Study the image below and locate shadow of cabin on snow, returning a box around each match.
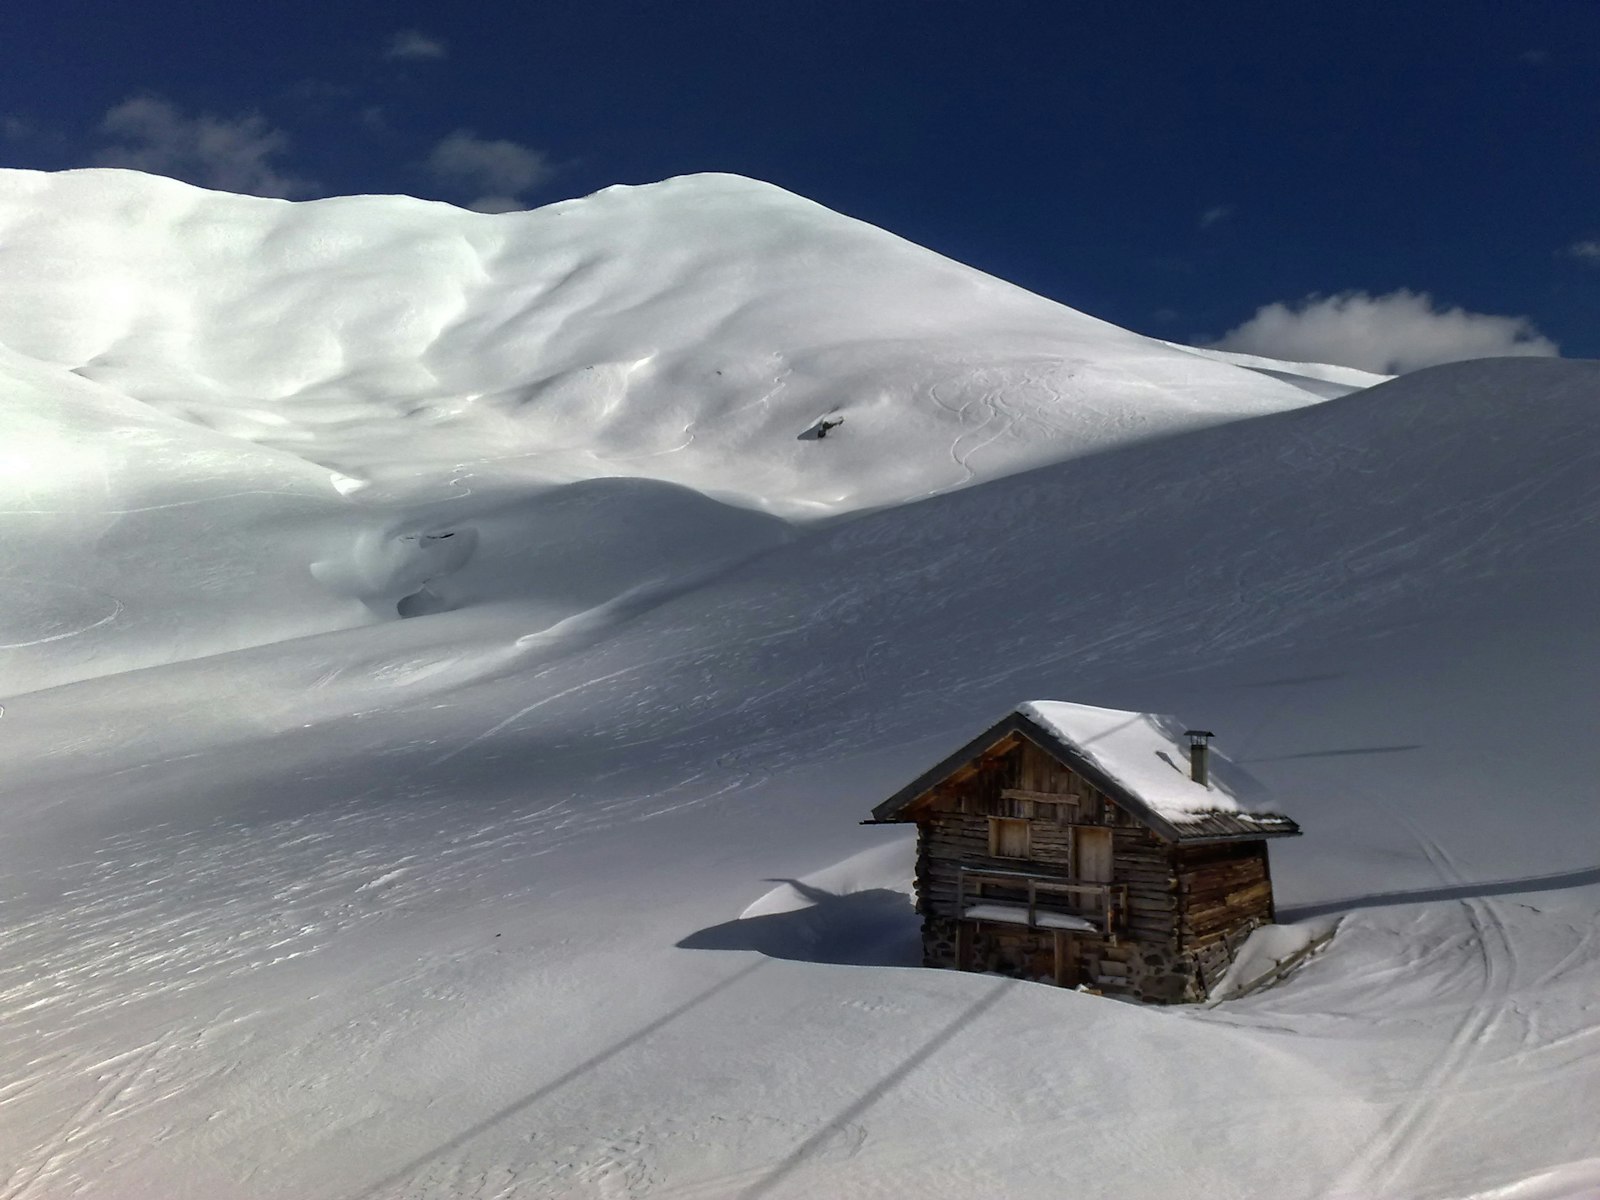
[863,701,1301,1004]
[677,880,921,967]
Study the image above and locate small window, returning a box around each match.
[989,817,1031,859]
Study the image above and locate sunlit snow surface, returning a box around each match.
[1,168,1598,1200]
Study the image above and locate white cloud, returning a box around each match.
[427,130,552,211]
[94,97,309,198]
[1199,204,1233,230]
[1207,289,1558,374]
[386,30,447,61]
[1566,239,1600,265]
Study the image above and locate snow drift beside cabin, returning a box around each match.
[1019,700,1279,823]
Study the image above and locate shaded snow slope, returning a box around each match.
[1,344,1596,1198]
[0,337,793,693]
[0,343,368,689]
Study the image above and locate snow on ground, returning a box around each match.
[1,168,1598,1200]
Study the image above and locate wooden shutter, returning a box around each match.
[989,817,1031,859]
[1075,827,1113,882]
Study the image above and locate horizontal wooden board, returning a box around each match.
[1000,788,1083,804]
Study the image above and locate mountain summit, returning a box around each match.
[0,167,1366,515]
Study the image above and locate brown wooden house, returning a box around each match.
[865,701,1301,1004]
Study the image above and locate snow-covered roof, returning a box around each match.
[1018,701,1242,823]
[870,701,1298,841]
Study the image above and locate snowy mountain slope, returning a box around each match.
[0,168,1343,521]
[0,333,793,693]
[2,169,1597,1199]
[1167,340,1393,398]
[2,350,1596,1199]
[0,166,1366,692]
[0,344,375,688]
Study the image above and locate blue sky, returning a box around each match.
[4,1,1597,367]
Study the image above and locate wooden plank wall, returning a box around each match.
[1014,742,1103,823]
[1115,827,1179,944]
[932,739,1122,824]
[1176,843,1273,948]
[910,736,1280,1000]
[916,812,1074,916]
[914,738,1182,945]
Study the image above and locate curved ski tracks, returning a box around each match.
[1326,825,1519,1199]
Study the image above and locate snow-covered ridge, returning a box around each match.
[0,166,1362,693]
[0,166,1335,520]
[1167,340,1393,398]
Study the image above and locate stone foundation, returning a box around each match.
[922,914,1261,1005]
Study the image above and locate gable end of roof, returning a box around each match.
[869,710,1301,842]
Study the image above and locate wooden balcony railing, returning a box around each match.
[956,866,1127,938]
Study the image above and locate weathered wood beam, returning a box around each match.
[999,788,1084,804]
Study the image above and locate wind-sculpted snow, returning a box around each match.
[1169,340,1392,398]
[0,168,1597,1199]
[0,166,1342,692]
[0,167,1325,518]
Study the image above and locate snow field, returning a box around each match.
[0,168,1597,1198]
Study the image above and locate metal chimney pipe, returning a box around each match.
[1184,730,1215,787]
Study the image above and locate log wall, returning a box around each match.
[909,732,1280,1004]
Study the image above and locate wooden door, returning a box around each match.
[1076,827,1113,883]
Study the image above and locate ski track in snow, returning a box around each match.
[0,765,773,1196]
[0,782,703,1062]
[927,368,1019,491]
[0,1026,207,1200]
[1327,824,1521,1199]
[0,583,125,650]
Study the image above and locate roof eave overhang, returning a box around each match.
[1167,826,1304,845]
[867,712,1037,824]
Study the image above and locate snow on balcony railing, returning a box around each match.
[956,867,1127,937]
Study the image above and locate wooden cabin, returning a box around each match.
[865,701,1301,1004]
